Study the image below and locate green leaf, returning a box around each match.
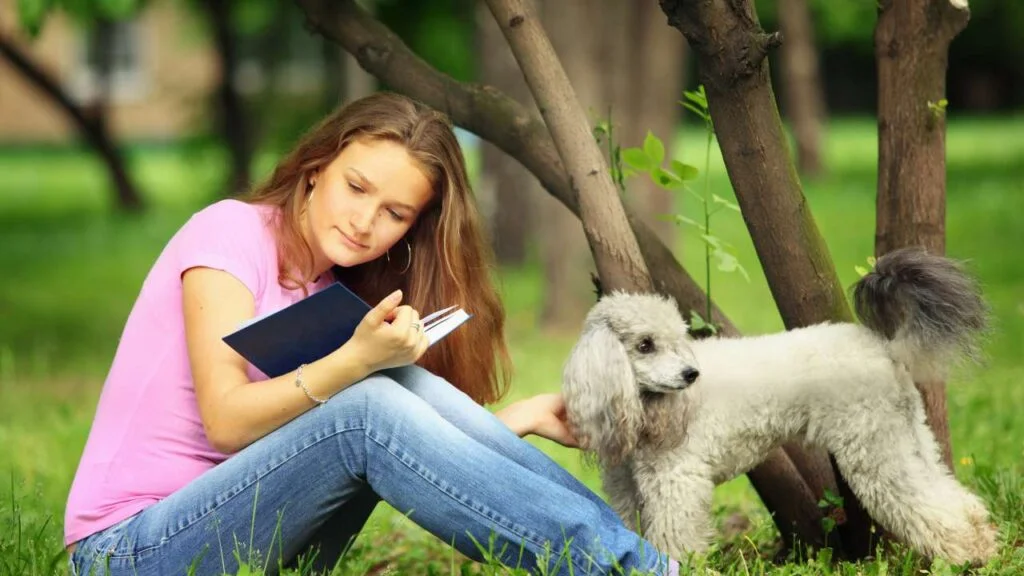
[672,214,701,229]
[711,194,741,212]
[234,0,279,35]
[826,489,845,507]
[643,131,665,166]
[690,311,708,330]
[821,517,837,534]
[712,247,751,282]
[16,0,53,36]
[653,168,687,191]
[734,262,751,282]
[621,147,653,173]
[97,0,140,19]
[855,256,877,277]
[670,160,699,181]
[713,248,738,272]
[700,234,724,250]
[680,101,708,122]
[683,86,708,110]
[57,0,95,22]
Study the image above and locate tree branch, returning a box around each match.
[483,0,651,294]
[0,32,92,133]
[0,29,143,211]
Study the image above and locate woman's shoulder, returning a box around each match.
[165,199,280,301]
[188,198,275,231]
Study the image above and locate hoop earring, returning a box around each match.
[387,239,413,274]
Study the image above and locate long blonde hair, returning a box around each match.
[242,92,511,405]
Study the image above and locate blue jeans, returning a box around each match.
[69,366,673,575]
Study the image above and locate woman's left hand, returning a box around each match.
[495,393,579,448]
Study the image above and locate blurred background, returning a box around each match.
[1,0,1022,572]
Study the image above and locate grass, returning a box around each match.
[1,115,1022,574]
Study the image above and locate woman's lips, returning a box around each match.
[339,230,368,250]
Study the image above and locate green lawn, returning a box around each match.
[1,116,1022,575]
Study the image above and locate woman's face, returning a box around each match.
[304,138,435,273]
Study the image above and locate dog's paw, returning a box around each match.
[961,503,1000,565]
[933,521,999,567]
[967,521,1000,565]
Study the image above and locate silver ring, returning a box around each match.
[411,322,421,331]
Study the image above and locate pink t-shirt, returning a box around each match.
[64,199,331,546]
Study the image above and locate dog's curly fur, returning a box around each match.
[562,247,998,565]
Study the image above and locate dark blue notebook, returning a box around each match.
[223,282,372,378]
[223,281,472,378]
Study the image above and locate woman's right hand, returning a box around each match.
[346,289,429,375]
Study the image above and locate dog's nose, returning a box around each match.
[682,367,700,385]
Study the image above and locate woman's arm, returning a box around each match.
[183,267,426,454]
[495,393,579,447]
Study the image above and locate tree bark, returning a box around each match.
[0,30,143,211]
[875,0,969,471]
[659,0,876,558]
[483,0,652,295]
[778,0,826,178]
[296,0,821,553]
[204,0,252,195]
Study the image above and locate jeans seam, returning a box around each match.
[365,431,596,575]
[124,423,365,558]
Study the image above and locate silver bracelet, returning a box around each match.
[295,363,328,406]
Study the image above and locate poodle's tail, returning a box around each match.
[852,246,988,381]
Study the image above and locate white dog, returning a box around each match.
[561,247,998,565]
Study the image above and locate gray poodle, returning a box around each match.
[562,247,998,565]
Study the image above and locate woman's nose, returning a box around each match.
[349,206,374,234]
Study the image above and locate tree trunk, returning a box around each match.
[296,0,821,552]
[875,0,969,471]
[205,0,252,195]
[476,1,538,268]
[659,0,876,559]
[778,0,826,178]
[0,30,143,211]
[483,0,652,295]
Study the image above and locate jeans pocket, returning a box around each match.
[70,514,142,574]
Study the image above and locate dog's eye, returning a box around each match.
[636,337,655,354]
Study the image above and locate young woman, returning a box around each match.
[64,92,679,576]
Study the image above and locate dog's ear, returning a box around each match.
[562,322,643,466]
